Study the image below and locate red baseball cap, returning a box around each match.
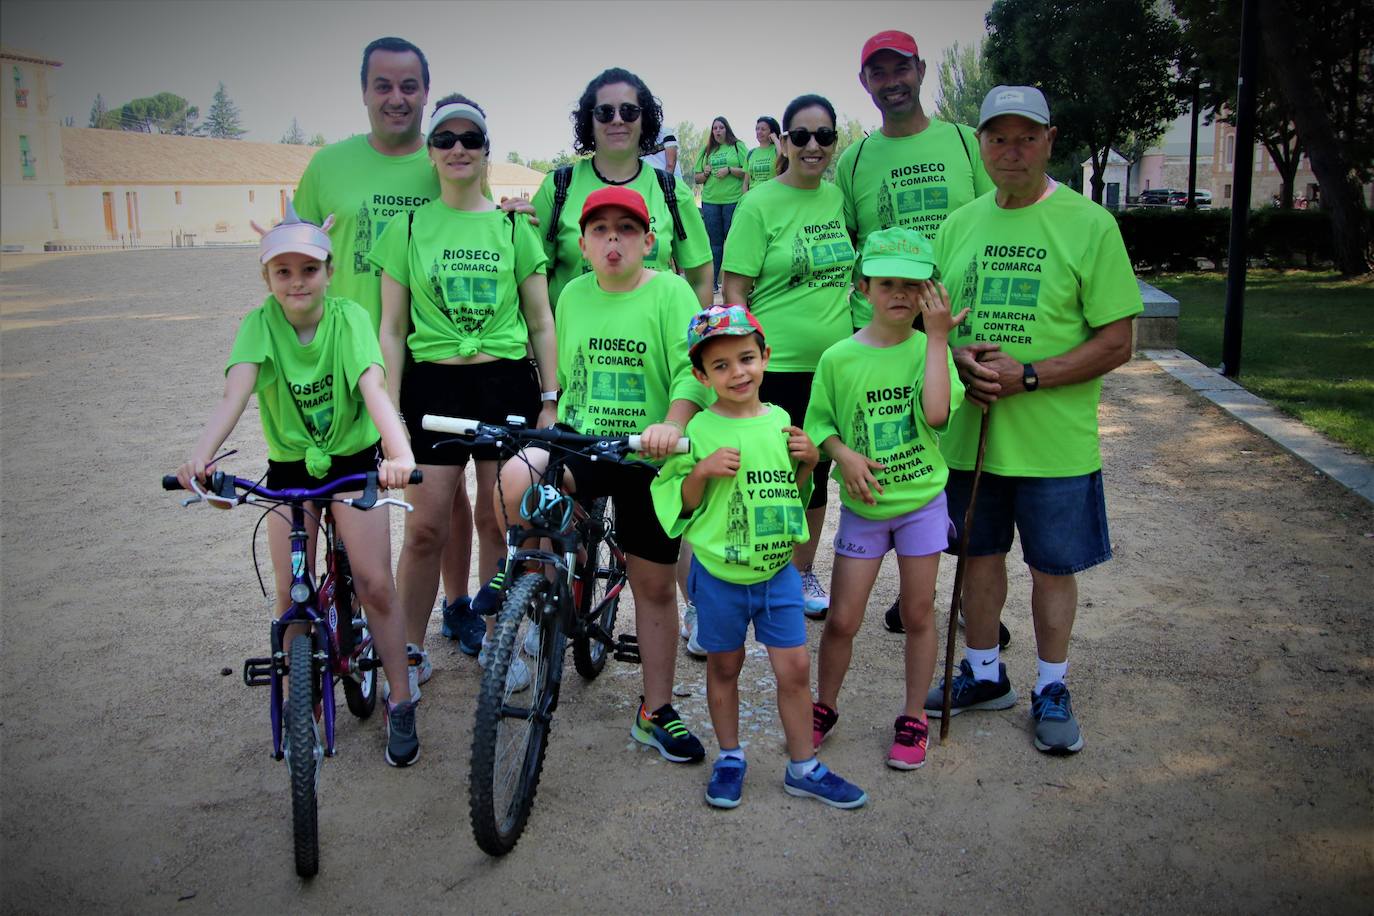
[579,186,651,231]
[861,30,919,67]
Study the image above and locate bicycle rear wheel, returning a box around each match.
[469,572,564,856]
[332,546,378,719]
[286,634,321,877]
[573,497,624,680]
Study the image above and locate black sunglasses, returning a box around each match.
[430,130,486,151]
[592,103,642,124]
[785,126,838,148]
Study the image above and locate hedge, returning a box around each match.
[1113,208,1373,272]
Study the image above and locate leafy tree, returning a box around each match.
[826,115,869,182]
[506,150,524,164]
[308,133,327,147]
[550,149,576,169]
[985,0,1186,204]
[88,93,118,129]
[204,82,247,140]
[673,120,706,179]
[525,158,553,173]
[281,117,306,145]
[118,92,201,135]
[935,39,997,128]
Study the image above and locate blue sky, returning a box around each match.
[3,0,994,158]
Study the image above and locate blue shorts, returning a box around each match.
[687,557,807,652]
[944,470,1112,575]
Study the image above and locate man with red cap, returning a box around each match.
[837,29,998,637]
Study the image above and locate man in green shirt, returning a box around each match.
[923,87,1141,756]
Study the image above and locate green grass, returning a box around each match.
[1150,270,1374,459]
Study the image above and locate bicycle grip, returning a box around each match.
[627,435,690,454]
[408,469,424,485]
[422,414,479,435]
[162,474,184,491]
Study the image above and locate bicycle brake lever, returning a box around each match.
[370,496,415,512]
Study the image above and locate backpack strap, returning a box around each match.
[545,165,574,245]
[954,123,975,169]
[849,132,872,187]
[653,167,688,241]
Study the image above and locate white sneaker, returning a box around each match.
[686,620,707,658]
[382,642,425,704]
[479,635,531,693]
[800,567,830,620]
[679,603,696,640]
[523,622,541,657]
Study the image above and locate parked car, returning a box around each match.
[1136,188,1175,207]
[1167,189,1212,208]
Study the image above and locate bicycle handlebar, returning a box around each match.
[421,414,689,455]
[162,469,422,510]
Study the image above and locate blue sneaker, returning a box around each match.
[441,596,484,657]
[705,757,746,808]
[924,659,1018,717]
[631,697,705,763]
[471,567,507,616]
[783,762,867,809]
[1031,682,1084,755]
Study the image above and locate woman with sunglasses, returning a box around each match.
[693,117,750,292]
[372,94,558,693]
[721,94,856,621]
[530,68,713,310]
[741,116,782,196]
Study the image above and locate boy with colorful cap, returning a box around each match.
[496,186,711,766]
[804,226,966,770]
[650,305,867,810]
[176,203,422,767]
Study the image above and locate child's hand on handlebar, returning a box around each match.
[175,457,213,492]
[638,422,684,459]
[378,452,417,490]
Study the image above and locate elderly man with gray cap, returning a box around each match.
[922,86,1141,755]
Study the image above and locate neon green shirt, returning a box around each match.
[934,185,1143,477]
[651,405,814,584]
[292,135,438,333]
[805,335,964,520]
[720,179,855,372]
[835,121,993,328]
[745,145,777,190]
[556,271,707,443]
[368,203,546,363]
[695,141,748,204]
[227,296,382,474]
[530,160,711,308]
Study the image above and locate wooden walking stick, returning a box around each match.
[940,406,991,743]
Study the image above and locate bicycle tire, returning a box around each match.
[469,572,564,856]
[286,634,321,878]
[572,497,623,680]
[332,548,377,719]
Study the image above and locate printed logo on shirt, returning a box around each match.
[981,277,1009,305]
[857,385,936,487]
[563,344,650,437]
[289,374,335,440]
[785,219,855,290]
[968,244,1050,348]
[350,194,433,276]
[754,505,804,537]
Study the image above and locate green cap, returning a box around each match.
[860,227,937,281]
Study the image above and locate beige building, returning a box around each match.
[0,46,551,251]
[1212,119,1374,209]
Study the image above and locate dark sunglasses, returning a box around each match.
[429,130,486,151]
[592,103,642,124]
[785,126,838,148]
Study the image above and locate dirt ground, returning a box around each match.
[2,249,1371,914]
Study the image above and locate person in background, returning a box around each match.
[741,116,781,195]
[694,116,749,293]
[643,124,682,178]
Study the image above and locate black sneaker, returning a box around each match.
[384,699,420,767]
[631,697,705,763]
[924,659,1017,718]
[885,599,1010,649]
[471,566,507,616]
[1031,682,1084,754]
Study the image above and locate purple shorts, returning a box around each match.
[833,492,955,559]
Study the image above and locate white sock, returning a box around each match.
[718,746,745,762]
[787,756,819,778]
[966,646,1000,682]
[1035,659,1068,694]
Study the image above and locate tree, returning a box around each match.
[118,92,201,134]
[985,0,1187,204]
[88,93,117,129]
[308,133,327,147]
[935,39,997,128]
[281,117,306,145]
[827,115,869,181]
[506,150,524,164]
[673,120,706,179]
[204,82,247,140]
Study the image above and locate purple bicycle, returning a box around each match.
[162,468,419,877]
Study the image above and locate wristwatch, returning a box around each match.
[1022,363,1039,392]
[540,390,561,402]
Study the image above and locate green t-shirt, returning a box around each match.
[293,135,439,332]
[720,179,855,372]
[934,184,1143,477]
[227,296,383,474]
[805,335,964,520]
[745,145,777,190]
[695,141,749,204]
[555,270,708,443]
[530,160,712,308]
[368,202,546,363]
[835,120,993,328]
[651,405,814,584]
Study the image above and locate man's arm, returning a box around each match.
[954,317,1133,405]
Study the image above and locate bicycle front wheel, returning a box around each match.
[573,497,624,680]
[286,634,321,877]
[469,572,564,856]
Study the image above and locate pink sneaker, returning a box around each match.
[888,715,928,769]
[812,701,838,749]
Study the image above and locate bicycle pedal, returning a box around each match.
[243,657,274,686]
[612,634,641,664]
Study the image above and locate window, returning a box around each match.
[102,192,116,239]
[175,190,182,205]
[18,135,35,179]
[13,65,27,109]
[248,189,255,203]
[279,189,287,218]
[1225,134,1235,168]
[1224,183,1232,199]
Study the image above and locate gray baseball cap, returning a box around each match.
[977,85,1051,130]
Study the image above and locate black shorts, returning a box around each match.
[759,370,831,510]
[402,358,540,465]
[563,452,680,565]
[266,441,381,491]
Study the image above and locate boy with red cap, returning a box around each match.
[496,187,711,766]
[650,304,867,810]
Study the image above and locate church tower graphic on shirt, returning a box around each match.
[956,258,978,338]
[851,403,871,456]
[428,262,446,314]
[353,203,372,275]
[788,235,807,288]
[564,345,589,429]
[876,181,895,229]
[723,481,749,565]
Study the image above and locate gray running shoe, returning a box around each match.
[925,659,1017,717]
[1031,682,1084,754]
[385,699,419,768]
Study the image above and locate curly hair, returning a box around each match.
[570,67,664,157]
[430,92,490,153]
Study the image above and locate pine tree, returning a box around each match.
[281,117,306,145]
[204,82,247,139]
[88,93,114,129]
